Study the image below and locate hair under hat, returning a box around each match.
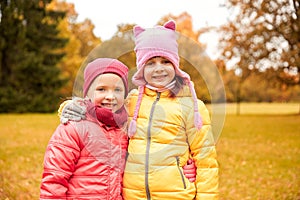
[83,58,129,97]
[128,20,202,138]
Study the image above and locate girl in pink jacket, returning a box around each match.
[40,58,129,200]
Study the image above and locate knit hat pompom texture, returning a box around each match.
[83,58,129,97]
[132,20,191,86]
[128,21,202,138]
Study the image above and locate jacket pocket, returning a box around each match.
[176,156,186,189]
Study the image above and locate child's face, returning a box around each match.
[143,56,175,88]
[87,73,125,112]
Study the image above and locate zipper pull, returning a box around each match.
[156,92,161,101]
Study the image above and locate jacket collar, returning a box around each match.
[143,84,192,97]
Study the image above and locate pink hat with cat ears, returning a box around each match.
[132,20,191,86]
[128,20,202,138]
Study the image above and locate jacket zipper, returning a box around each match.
[176,156,187,189]
[145,92,161,200]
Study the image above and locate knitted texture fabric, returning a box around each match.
[128,21,203,138]
[83,58,129,97]
[132,20,191,86]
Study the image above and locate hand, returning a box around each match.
[60,97,87,124]
[182,159,196,182]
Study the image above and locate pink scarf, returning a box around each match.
[86,101,127,128]
[95,106,127,128]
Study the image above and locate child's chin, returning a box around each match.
[103,106,113,110]
[104,106,117,112]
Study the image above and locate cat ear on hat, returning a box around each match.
[133,26,145,37]
[164,20,176,30]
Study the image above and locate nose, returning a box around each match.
[105,90,116,100]
[154,63,164,72]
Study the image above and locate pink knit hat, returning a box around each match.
[83,58,129,97]
[128,20,202,138]
[132,20,191,86]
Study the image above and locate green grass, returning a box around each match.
[224,102,300,115]
[0,103,299,199]
[217,114,300,199]
[0,114,59,200]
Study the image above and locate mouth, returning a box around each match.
[101,103,117,109]
[152,74,168,80]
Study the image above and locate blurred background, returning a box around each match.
[0,0,299,112]
[0,0,299,199]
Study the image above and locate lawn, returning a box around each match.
[0,114,59,199]
[217,114,300,199]
[0,103,299,199]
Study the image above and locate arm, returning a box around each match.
[40,124,82,199]
[58,97,87,124]
[186,100,219,200]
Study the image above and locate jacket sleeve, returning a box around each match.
[57,99,72,118]
[40,123,82,200]
[186,100,219,200]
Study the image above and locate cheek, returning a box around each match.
[170,71,176,79]
[143,69,152,82]
[168,68,176,79]
[92,92,104,104]
[117,94,125,104]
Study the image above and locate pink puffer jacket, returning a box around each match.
[40,114,128,200]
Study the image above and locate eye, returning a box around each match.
[96,87,105,92]
[115,87,123,93]
[162,59,172,64]
[145,61,154,66]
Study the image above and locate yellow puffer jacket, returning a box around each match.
[123,86,219,200]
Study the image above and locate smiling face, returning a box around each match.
[87,73,125,112]
[143,56,175,88]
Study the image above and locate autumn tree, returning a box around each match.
[0,0,67,112]
[217,0,299,113]
[48,0,101,97]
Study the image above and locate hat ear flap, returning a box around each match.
[164,20,176,30]
[133,26,145,37]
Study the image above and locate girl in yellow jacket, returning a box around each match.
[122,20,219,200]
